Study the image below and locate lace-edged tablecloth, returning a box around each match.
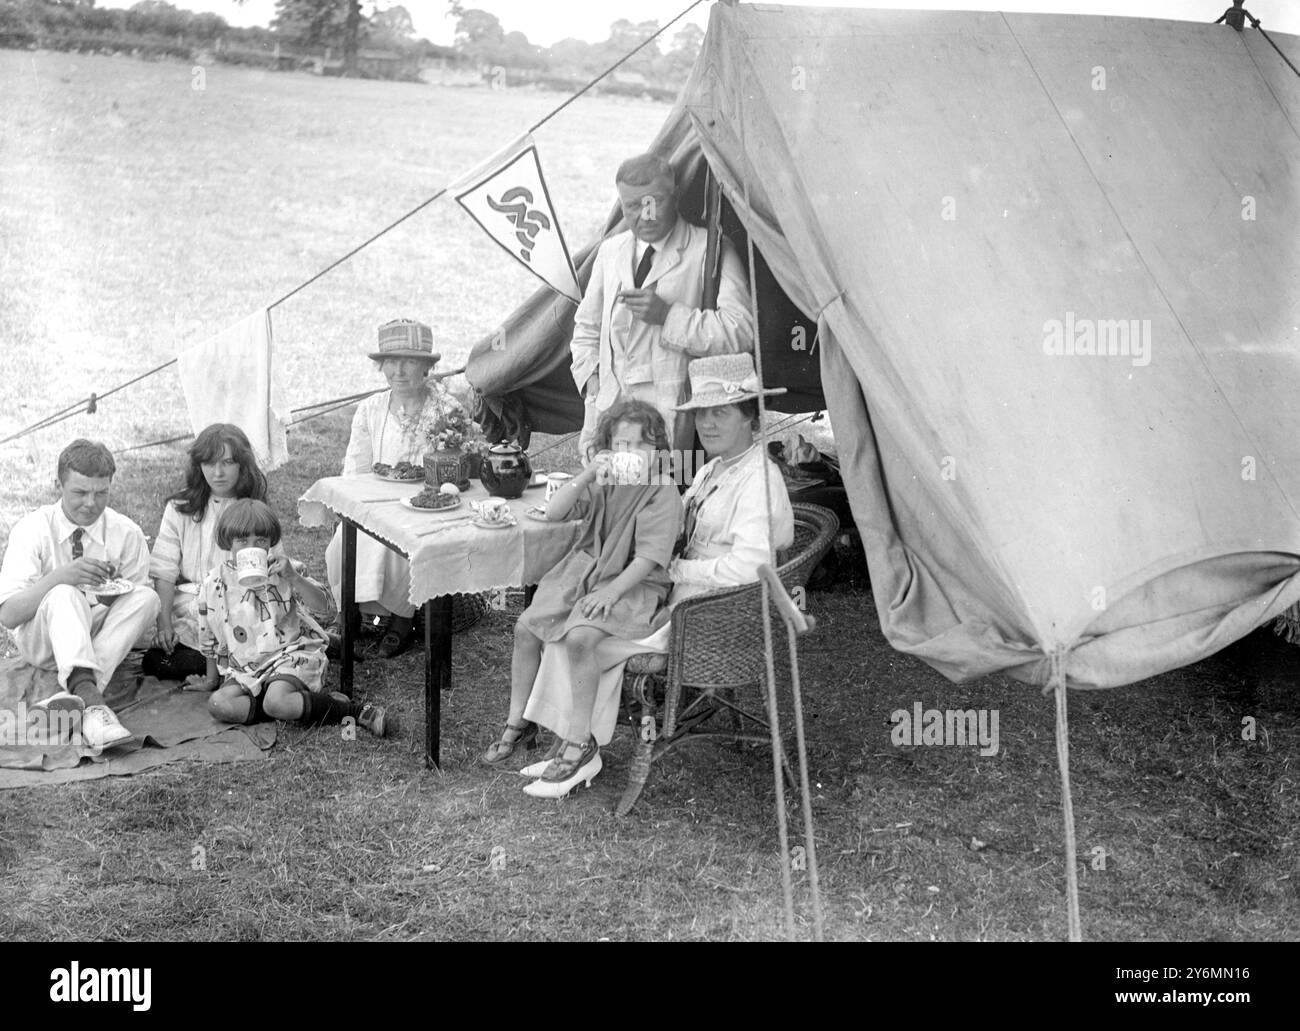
[298,476,581,606]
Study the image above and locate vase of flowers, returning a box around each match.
[423,404,478,491]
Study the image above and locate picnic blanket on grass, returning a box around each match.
[0,655,274,787]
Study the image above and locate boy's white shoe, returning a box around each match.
[28,691,85,746]
[81,706,134,750]
[31,690,86,716]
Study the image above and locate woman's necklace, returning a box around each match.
[379,389,430,463]
[679,446,755,553]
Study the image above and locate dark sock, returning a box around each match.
[67,668,103,707]
[298,692,360,726]
[242,691,265,726]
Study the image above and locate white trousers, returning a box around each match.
[13,583,160,691]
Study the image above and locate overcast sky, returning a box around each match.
[117,0,1300,46]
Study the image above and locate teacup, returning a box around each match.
[472,497,511,524]
[235,547,269,588]
[609,450,646,485]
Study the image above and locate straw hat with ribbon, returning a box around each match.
[369,318,441,364]
[674,353,786,410]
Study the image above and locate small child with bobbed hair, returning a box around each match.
[190,498,393,737]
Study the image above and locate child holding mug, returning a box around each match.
[482,400,682,798]
[189,499,392,736]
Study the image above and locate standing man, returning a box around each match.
[0,439,159,749]
[571,153,755,465]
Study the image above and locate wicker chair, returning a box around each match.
[615,503,840,816]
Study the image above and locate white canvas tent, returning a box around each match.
[467,3,1300,690]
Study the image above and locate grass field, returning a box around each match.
[0,51,1297,942]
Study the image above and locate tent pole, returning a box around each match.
[735,51,826,942]
[701,164,723,311]
[1050,651,1084,942]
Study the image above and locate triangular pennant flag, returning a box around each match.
[453,133,581,303]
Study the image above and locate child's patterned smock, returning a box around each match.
[196,562,329,696]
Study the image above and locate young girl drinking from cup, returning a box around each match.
[482,400,682,798]
[145,424,280,680]
[189,499,392,737]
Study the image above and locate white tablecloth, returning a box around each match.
[298,476,582,607]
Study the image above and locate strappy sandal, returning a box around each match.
[481,720,539,765]
[519,736,564,778]
[522,737,602,798]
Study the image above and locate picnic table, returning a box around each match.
[298,476,581,768]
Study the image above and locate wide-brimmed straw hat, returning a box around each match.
[368,319,441,364]
[674,354,787,410]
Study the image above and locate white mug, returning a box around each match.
[235,547,269,588]
[610,450,646,485]
[545,472,573,501]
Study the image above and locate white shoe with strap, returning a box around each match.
[522,738,601,798]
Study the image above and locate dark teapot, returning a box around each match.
[479,442,532,499]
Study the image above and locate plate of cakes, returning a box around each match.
[372,461,425,482]
[401,483,463,513]
[91,577,135,598]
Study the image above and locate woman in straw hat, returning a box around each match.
[495,353,796,799]
[324,319,466,658]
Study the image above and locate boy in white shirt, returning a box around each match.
[0,439,159,749]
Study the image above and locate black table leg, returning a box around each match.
[423,596,452,769]
[340,518,357,697]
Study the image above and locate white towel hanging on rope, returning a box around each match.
[176,308,288,471]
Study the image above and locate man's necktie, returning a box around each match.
[71,527,84,560]
[633,245,655,289]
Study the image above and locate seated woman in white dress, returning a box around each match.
[486,354,796,799]
[143,423,282,680]
[325,319,467,658]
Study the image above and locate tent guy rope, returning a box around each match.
[111,368,465,456]
[735,30,826,942]
[1217,3,1300,79]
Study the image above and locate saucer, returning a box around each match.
[472,516,517,530]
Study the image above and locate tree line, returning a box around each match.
[0,0,704,92]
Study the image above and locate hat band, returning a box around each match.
[378,340,431,352]
[693,373,762,397]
